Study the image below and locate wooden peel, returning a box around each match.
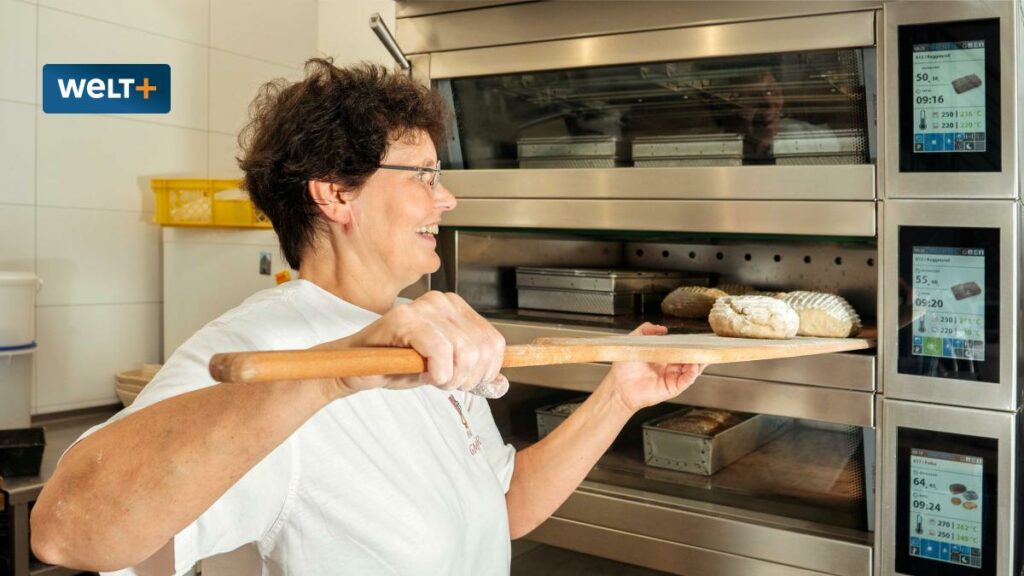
[208,334,875,397]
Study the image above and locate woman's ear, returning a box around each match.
[308,180,351,225]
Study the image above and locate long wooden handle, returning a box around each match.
[208,345,603,397]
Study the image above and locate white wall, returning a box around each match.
[318,0,396,66]
[0,0,317,414]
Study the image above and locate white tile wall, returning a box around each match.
[209,49,302,135]
[318,0,396,66]
[211,0,317,68]
[209,131,243,179]
[0,101,36,205]
[37,113,208,212]
[39,7,210,131]
[0,204,36,273]
[0,1,320,414]
[37,207,161,306]
[37,0,208,45]
[163,228,281,357]
[0,0,37,104]
[35,302,161,412]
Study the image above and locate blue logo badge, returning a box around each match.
[43,64,170,114]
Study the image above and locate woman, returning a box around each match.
[31,59,704,575]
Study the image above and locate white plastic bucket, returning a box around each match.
[0,272,42,348]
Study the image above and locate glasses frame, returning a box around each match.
[377,160,442,192]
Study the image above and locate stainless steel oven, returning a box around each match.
[393,1,1021,574]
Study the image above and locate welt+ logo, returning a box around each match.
[42,64,170,114]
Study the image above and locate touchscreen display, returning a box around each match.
[911,246,985,360]
[909,448,984,567]
[912,40,987,153]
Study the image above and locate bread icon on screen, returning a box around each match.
[952,73,982,94]
[951,281,982,301]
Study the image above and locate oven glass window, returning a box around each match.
[436,48,876,170]
[897,226,1000,383]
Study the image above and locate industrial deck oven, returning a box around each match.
[393,2,1022,574]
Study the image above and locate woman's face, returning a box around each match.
[346,130,456,289]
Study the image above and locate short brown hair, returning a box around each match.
[238,58,447,269]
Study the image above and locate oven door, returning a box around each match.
[881,399,1018,576]
[408,8,879,227]
[882,200,1018,411]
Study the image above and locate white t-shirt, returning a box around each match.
[83,280,516,575]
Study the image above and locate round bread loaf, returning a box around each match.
[661,286,728,318]
[780,291,862,338]
[709,295,799,339]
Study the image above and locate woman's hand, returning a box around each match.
[317,291,508,399]
[601,322,705,414]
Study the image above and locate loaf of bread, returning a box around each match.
[657,409,744,436]
[709,295,799,339]
[780,291,862,338]
[661,286,728,318]
[750,290,788,299]
[716,282,756,295]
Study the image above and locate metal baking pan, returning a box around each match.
[516,267,696,293]
[773,128,866,165]
[643,409,791,476]
[536,397,588,439]
[518,136,629,169]
[632,134,743,167]
[516,268,706,316]
[538,398,677,446]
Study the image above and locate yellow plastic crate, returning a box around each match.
[152,179,272,229]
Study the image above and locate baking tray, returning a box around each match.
[632,134,743,167]
[643,409,791,476]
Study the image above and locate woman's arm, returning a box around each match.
[31,377,342,571]
[504,323,703,539]
[32,292,505,571]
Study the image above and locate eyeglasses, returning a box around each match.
[377,160,442,193]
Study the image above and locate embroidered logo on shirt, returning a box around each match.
[448,394,483,456]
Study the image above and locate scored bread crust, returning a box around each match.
[781,291,862,338]
[662,286,728,318]
[716,283,756,295]
[709,296,799,339]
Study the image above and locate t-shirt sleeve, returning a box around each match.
[75,325,297,575]
[462,392,516,493]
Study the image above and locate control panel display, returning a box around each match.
[897,226,1000,383]
[909,448,984,567]
[912,40,987,153]
[896,427,997,575]
[911,246,985,360]
[898,19,1001,172]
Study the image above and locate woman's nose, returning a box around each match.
[434,183,457,211]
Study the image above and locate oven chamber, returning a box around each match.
[393,2,1022,575]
